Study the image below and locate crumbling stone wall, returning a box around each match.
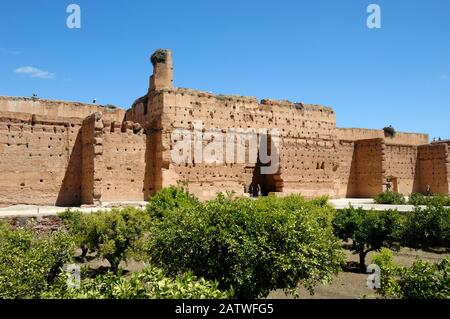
[79,113,147,204]
[0,111,83,206]
[0,49,448,206]
[147,88,339,199]
[417,144,449,195]
[352,139,384,197]
[100,119,146,202]
[384,144,420,194]
[121,49,447,200]
[80,113,100,205]
[335,140,358,197]
[0,98,128,207]
[337,128,428,145]
[0,96,125,122]
[125,95,148,128]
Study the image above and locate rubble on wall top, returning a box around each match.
[0,110,84,126]
[130,95,148,108]
[431,139,450,144]
[155,88,334,113]
[162,87,259,103]
[0,95,123,113]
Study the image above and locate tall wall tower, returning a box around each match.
[149,49,173,91]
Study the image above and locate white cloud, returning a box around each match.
[438,74,448,81]
[14,66,55,79]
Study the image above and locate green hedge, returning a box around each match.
[146,186,199,220]
[409,193,450,206]
[43,266,231,299]
[374,191,406,205]
[372,249,450,299]
[0,222,74,299]
[401,205,450,248]
[59,207,152,272]
[147,193,345,298]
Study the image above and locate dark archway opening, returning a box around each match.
[248,133,283,197]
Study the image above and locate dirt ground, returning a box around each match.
[268,248,450,299]
[79,246,449,299]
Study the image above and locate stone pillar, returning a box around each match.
[149,49,173,91]
[81,112,103,206]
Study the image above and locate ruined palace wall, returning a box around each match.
[448,150,450,194]
[0,111,82,206]
[99,119,147,202]
[156,88,339,199]
[337,128,428,145]
[353,139,384,197]
[335,140,357,198]
[417,144,449,195]
[80,114,96,205]
[124,95,149,128]
[383,144,419,195]
[0,96,125,123]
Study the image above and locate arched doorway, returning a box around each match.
[248,133,283,197]
[385,176,398,193]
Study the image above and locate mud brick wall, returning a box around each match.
[417,144,449,195]
[384,144,419,194]
[80,114,98,205]
[0,111,83,206]
[337,128,428,145]
[100,119,147,202]
[0,50,446,205]
[148,88,339,199]
[448,148,450,193]
[0,96,125,123]
[80,113,147,204]
[352,139,384,197]
[335,140,357,198]
[124,95,148,128]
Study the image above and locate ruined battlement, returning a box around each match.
[156,87,334,115]
[337,127,429,145]
[0,96,126,122]
[0,49,447,207]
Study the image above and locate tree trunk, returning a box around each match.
[108,257,119,273]
[81,245,88,259]
[359,251,367,273]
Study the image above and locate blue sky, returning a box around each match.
[0,0,449,139]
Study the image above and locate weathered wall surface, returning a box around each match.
[99,119,146,202]
[0,96,125,123]
[79,113,147,204]
[417,144,449,195]
[124,95,148,128]
[0,50,447,206]
[80,113,99,205]
[124,82,444,200]
[149,88,339,199]
[352,139,384,197]
[337,128,428,145]
[335,140,357,198]
[384,144,419,195]
[0,111,82,206]
[448,149,450,193]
